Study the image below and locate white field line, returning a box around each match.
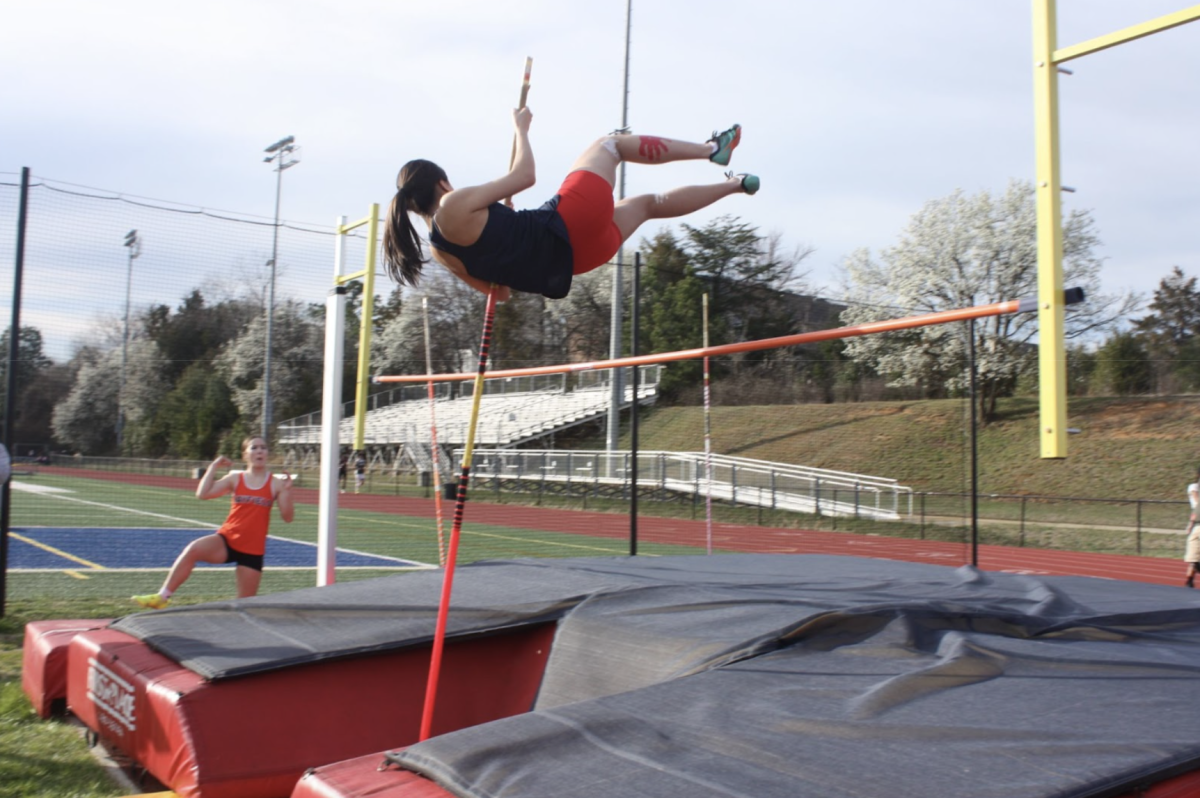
[24,491,215,527]
[11,480,75,494]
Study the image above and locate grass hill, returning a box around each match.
[616,395,1200,503]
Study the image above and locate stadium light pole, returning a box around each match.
[262,135,299,440]
[117,229,140,454]
[606,0,633,464]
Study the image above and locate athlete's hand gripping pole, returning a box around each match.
[504,56,533,208]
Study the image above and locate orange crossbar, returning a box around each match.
[376,296,1032,385]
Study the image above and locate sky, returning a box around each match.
[2,0,1198,324]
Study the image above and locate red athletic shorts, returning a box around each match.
[555,169,622,275]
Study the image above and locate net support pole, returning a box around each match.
[0,167,30,617]
[629,251,640,556]
[418,287,499,741]
[969,317,979,567]
[316,215,349,586]
[422,297,447,566]
[702,292,713,555]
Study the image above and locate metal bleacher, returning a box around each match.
[276,368,662,452]
[276,363,912,521]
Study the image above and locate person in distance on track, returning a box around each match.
[1183,468,1200,588]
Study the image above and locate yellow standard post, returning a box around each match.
[352,204,380,452]
[1032,0,1067,459]
[1031,1,1200,458]
[334,204,381,454]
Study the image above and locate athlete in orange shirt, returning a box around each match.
[132,437,295,609]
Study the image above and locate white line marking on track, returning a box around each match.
[11,480,74,494]
[29,492,215,527]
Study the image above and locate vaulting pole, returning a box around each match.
[418,58,531,740]
[417,288,498,741]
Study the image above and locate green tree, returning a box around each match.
[638,231,707,399]
[1091,332,1152,396]
[646,269,708,399]
[1175,336,1200,392]
[144,290,257,382]
[0,326,56,445]
[154,362,239,458]
[1065,343,1098,397]
[802,337,856,404]
[1131,266,1200,391]
[637,222,811,401]
[682,218,806,346]
[11,364,73,450]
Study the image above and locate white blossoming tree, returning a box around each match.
[839,180,1136,421]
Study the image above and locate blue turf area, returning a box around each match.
[8,527,423,570]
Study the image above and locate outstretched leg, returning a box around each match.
[613,172,758,243]
[569,125,742,187]
[162,534,228,594]
[133,533,228,609]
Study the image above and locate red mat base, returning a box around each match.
[66,623,555,798]
[293,751,451,798]
[21,618,112,718]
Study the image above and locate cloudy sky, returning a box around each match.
[2,0,1197,313]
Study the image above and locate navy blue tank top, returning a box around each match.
[429,200,575,299]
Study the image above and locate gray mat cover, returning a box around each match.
[115,555,1200,797]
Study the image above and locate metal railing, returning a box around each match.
[46,454,212,478]
[464,449,913,520]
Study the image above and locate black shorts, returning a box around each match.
[220,535,264,571]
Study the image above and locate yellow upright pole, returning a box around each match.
[1032,0,1068,459]
[1031,2,1200,459]
[352,204,380,453]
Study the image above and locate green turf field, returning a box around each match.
[6,472,706,605]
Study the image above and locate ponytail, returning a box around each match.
[381,159,449,287]
[382,190,425,286]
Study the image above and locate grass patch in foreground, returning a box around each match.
[1,602,128,798]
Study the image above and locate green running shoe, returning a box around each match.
[708,124,742,166]
[727,171,760,195]
[132,593,170,610]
